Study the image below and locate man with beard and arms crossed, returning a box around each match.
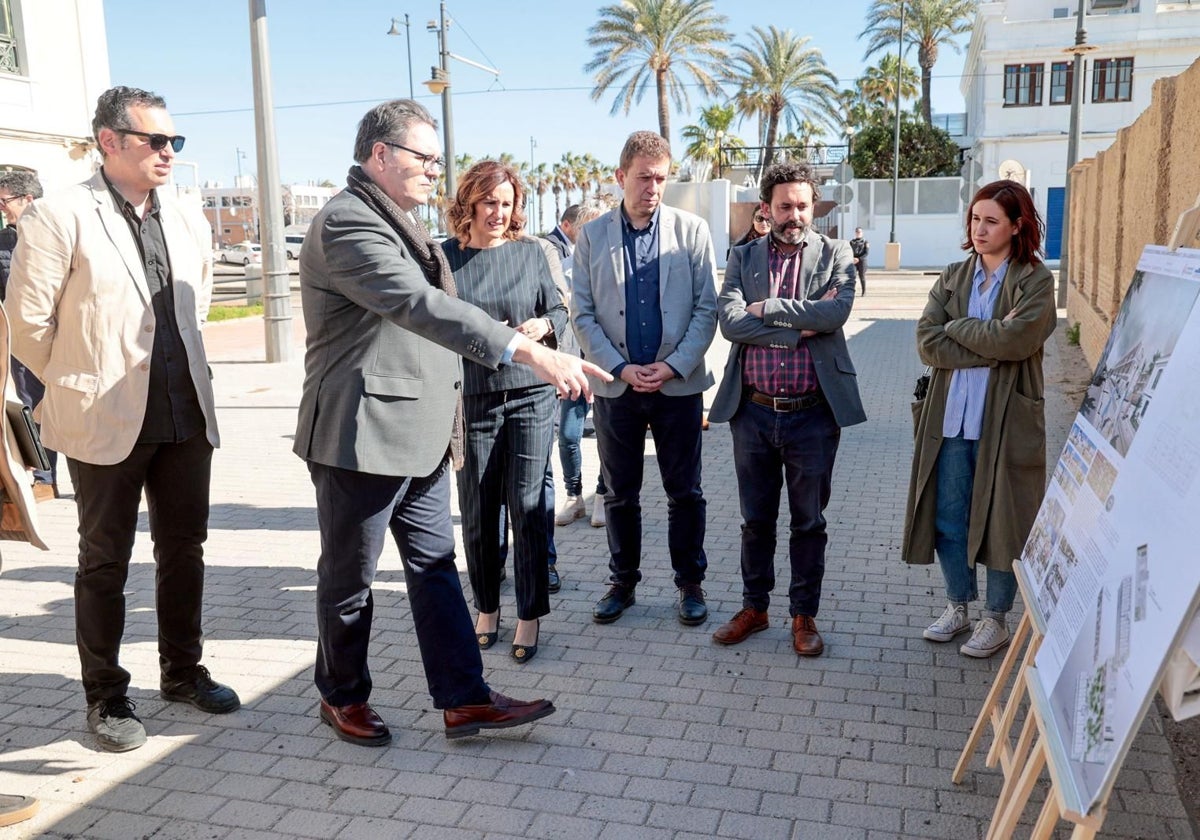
[295,99,608,746]
[571,131,718,627]
[707,161,866,657]
[8,86,239,752]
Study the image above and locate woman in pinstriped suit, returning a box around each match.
[443,161,568,665]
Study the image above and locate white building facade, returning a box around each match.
[961,0,1200,260]
[0,0,109,190]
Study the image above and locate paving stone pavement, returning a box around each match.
[0,273,1193,840]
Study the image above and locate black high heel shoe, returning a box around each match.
[476,610,500,650]
[510,619,539,664]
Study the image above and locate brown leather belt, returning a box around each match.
[745,389,825,412]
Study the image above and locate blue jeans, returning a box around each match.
[558,396,606,498]
[730,399,840,617]
[934,435,1017,617]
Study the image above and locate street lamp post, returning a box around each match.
[529,136,537,233]
[1058,0,1096,307]
[884,0,906,270]
[715,130,723,180]
[386,14,415,99]
[424,3,501,208]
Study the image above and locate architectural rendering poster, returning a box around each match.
[1019,246,1200,812]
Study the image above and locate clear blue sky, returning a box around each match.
[103,1,969,188]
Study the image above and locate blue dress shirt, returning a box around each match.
[943,257,1009,440]
[620,205,662,368]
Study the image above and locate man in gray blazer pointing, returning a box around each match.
[295,100,607,747]
[707,161,866,658]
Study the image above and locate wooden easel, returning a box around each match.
[953,567,1113,838]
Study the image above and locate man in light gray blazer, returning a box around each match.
[708,161,866,658]
[296,100,606,747]
[571,131,718,627]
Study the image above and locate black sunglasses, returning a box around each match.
[116,129,186,153]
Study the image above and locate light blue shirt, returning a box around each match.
[942,257,1009,440]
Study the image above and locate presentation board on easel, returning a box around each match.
[1011,244,1200,815]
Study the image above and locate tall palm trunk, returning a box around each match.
[762,110,781,169]
[656,68,670,140]
[918,43,937,125]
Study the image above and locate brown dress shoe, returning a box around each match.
[791,615,824,657]
[443,690,556,739]
[319,700,392,746]
[712,607,769,645]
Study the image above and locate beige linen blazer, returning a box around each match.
[7,171,219,465]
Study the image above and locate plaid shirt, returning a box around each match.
[742,238,818,396]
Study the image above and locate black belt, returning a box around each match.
[745,389,825,412]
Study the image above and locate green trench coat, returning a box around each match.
[902,257,1056,574]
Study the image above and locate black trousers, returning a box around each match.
[593,389,708,588]
[67,433,212,705]
[309,458,490,709]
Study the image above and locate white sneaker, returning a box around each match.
[923,603,971,642]
[590,494,606,528]
[555,495,586,526]
[960,616,1011,658]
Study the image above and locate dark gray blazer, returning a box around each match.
[708,230,867,428]
[294,188,517,478]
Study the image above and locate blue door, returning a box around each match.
[1045,187,1065,260]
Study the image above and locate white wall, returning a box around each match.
[664,179,731,268]
[0,0,110,189]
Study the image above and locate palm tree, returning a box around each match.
[551,160,570,221]
[860,0,975,125]
[725,25,840,170]
[681,103,747,180]
[584,0,731,142]
[859,53,921,111]
[529,162,551,232]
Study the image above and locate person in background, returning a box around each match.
[551,200,609,530]
[544,204,580,273]
[732,209,771,249]
[707,161,865,658]
[442,160,567,666]
[849,227,869,296]
[0,171,57,500]
[903,180,1055,659]
[8,86,240,753]
[571,130,718,628]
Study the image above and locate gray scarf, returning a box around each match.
[345,165,465,469]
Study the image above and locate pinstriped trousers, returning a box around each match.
[457,385,556,621]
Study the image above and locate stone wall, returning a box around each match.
[1065,57,1200,366]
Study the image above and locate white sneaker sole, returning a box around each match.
[960,636,1011,658]
[922,623,971,643]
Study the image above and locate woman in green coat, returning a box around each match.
[902,180,1056,659]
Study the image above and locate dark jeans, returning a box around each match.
[729,399,841,617]
[593,389,707,588]
[12,357,57,485]
[309,458,490,709]
[457,387,554,622]
[854,262,867,294]
[67,433,212,704]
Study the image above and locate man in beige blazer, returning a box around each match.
[8,86,239,753]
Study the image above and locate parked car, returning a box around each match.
[285,234,305,260]
[218,242,262,266]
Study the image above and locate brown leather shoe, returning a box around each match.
[443,690,556,740]
[791,615,824,657]
[319,700,392,747]
[31,483,56,503]
[712,607,769,645]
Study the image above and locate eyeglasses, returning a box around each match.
[382,141,445,172]
[753,216,769,224]
[116,129,186,153]
[0,195,29,208]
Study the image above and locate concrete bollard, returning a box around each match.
[244,264,263,304]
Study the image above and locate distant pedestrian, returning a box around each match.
[903,180,1055,659]
[708,161,866,658]
[849,227,869,296]
[733,209,771,248]
[0,170,58,498]
[572,130,718,628]
[8,85,239,753]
